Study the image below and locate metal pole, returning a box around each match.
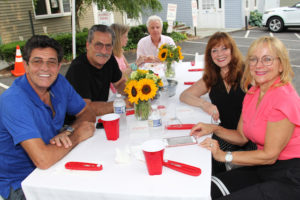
[28,10,35,36]
[72,0,76,59]
[194,27,197,37]
[245,16,248,31]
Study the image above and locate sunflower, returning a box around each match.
[137,69,148,74]
[138,78,158,101]
[179,50,184,60]
[159,43,166,51]
[124,80,140,104]
[158,48,168,62]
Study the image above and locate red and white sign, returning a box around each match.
[167,4,177,21]
[98,11,111,25]
[191,0,198,27]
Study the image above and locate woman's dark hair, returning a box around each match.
[23,35,64,63]
[203,32,244,89]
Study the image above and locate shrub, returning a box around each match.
[0,41,26,62]
[127,25,147,46]
[249,10,263,27]
[0,32,88,63]
[170,32,187,42]
[162,22,168,34]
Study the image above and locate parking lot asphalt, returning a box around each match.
[0,27,300,95]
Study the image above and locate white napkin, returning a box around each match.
[115,147,131,164]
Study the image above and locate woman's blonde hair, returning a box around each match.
[110,23,130,57]
[241,36,294,92]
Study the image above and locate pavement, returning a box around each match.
[186,27,242,38]
[0,27,241,78]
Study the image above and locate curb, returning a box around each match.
[0,65,12,78]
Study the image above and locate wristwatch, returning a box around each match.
[225,151,233,163]
[64,126,74,135]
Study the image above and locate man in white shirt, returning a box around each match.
[136,15,175,66]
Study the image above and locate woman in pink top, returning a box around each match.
[190,36,300,199]
[110,24,131,94]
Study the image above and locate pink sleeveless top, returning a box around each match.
[243,78,300,160]
[115,55,127,71]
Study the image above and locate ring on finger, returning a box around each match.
[210,143,213,147]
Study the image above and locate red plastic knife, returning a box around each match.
[165,124,195,130]
[65,162,103,171]
[188,68,204,72]
[163,160,201,176]
[184,82,195,85]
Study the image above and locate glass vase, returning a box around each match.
[165,61,176,78]
[134,100,151,120]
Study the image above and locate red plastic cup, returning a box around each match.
[98,113,120,141]
[142,140,166,175]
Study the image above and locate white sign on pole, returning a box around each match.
[98,11,111,25]
[167,4,177,33]
[191,0,198,27]
[167,4,177,21]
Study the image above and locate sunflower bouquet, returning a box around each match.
[124,69,163,120]
[158,44,184,78]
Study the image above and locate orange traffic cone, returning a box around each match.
[11,45,25,77]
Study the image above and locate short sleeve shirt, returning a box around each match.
[66,53,122,101]
[0,74,85,198]
[136,35,175,58]
[242,79,300,160]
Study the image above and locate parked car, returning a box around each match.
[262,1,300,32]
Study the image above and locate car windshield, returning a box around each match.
[291,2,300,7]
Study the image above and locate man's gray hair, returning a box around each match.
[146,15,163,27]
[87,24,116,44]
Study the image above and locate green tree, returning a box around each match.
[76,0,162,31]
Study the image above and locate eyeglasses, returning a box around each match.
[93,42,113,51]
[248,55,279,67]
[30,59,58,68]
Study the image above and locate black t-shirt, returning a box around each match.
[65,53,122,101]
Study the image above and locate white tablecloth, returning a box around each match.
[22,61,212,200]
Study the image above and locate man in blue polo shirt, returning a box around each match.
[0,35,96,200]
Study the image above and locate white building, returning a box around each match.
[141,0,281,29]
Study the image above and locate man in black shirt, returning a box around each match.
[66,25,128,117]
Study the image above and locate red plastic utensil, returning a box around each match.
[184,82,195,85]
[188,68,204,72]
[65,162,103,171]
[157,105,166,109]
[163,160,201,176]
[165,124,195,130]
[126,109,135,116]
